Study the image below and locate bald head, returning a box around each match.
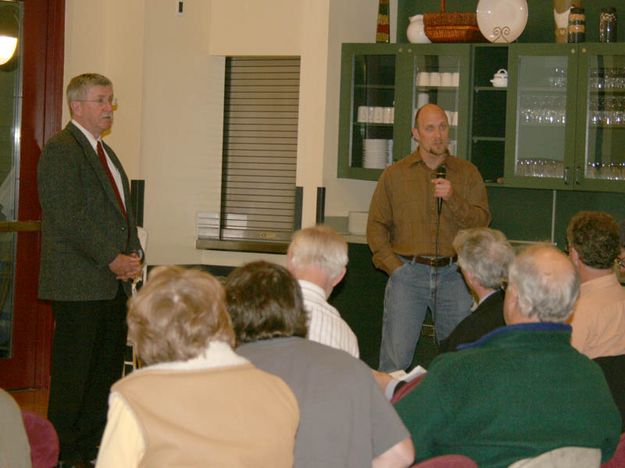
[414,103,447,129]
[505,244,579,324]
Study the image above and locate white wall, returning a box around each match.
[63,0,393,266]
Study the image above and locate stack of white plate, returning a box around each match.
[363,139,391,169]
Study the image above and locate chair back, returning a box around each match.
[411,454,477,467]
[601,432,625,468]
[21,410,60,468]
[593,354,625,432]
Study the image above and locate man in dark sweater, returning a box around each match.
[439,227,513,352]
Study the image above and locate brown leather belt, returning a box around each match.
[399,255,457,267]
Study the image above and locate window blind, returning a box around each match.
[219,56,300,244]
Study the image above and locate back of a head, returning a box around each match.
[567,211,620,269]
[453,227,514,289]
[225,261,307,345]
[288,225,348,280]
[508,244,579,323]
[127,266,234,366]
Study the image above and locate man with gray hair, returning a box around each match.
[38,73,143,465]
[567,211,625,358]
[394,244,621,466]
[439,227,513,352]
[287,225,359,357]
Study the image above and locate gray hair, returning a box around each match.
[508,244,579,322]
[453,227,513,289]
[288,225,348,280]
[66,73,112,104]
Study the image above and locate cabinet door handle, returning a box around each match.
[575,166,582,184]
[564,166,571,184]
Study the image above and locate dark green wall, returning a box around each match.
[397,0,625,44]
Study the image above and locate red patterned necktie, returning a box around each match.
[96,140,127,218]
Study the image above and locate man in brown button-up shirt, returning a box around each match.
[367,104,490,371]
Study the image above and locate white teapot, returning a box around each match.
[490,69,508,87]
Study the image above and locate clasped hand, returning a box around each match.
[109,253,143,281]
[432,177,453,200]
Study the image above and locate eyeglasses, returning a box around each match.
[75,97,117,107]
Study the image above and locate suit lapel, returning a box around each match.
[67,123,126,218]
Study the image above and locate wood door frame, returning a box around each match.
[1,0,64,389]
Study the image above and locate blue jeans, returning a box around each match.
[378,259,473,371]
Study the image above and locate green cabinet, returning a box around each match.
[337,43,471,180]
[504,43,625,191]
[469,44,509,184]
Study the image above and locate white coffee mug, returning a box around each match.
[452,72,460,87]
[429,72,441,86]
[367,106,376,122]
[357,106,368,123]
[441,72,453,87]
[373,107,384,123]
[383,107,394,123]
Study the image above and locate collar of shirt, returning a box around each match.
[137,341,249,372]
[580,272,621,294]
[72,119,101,152]
[298,279,328,301]
[406,147,460,174]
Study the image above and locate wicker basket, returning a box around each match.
[423,0,486,43]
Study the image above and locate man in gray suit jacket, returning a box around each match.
[38,73,142,467]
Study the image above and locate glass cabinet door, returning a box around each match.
[577,47,625,190]
[505,45,576,189]
[410,50,466,157]
[338,44,398,179]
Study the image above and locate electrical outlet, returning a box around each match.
[176,0,184,16]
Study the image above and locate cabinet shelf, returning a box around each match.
[354,122,393,127]
[354,84,395,90]
[518,87,567,93]
[589,88,625,93]
[474,86,508,92]
[472,136,505,142]
[416,85,458,91]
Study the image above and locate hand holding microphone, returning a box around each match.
[432,164,450,214]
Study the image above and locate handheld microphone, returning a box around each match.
[435,164,446,215]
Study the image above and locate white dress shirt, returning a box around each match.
[298,279,359,358]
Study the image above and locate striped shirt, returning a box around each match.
[298,280,359,358]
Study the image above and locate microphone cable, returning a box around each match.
[432,164,446,346]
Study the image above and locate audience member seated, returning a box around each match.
[0,388,31,468]
[567,211,625,358]
[438,227,513,352]
[96,266,299,468]
[394,244,621,467]
[225,261,415,468]
[287,225,359,357]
